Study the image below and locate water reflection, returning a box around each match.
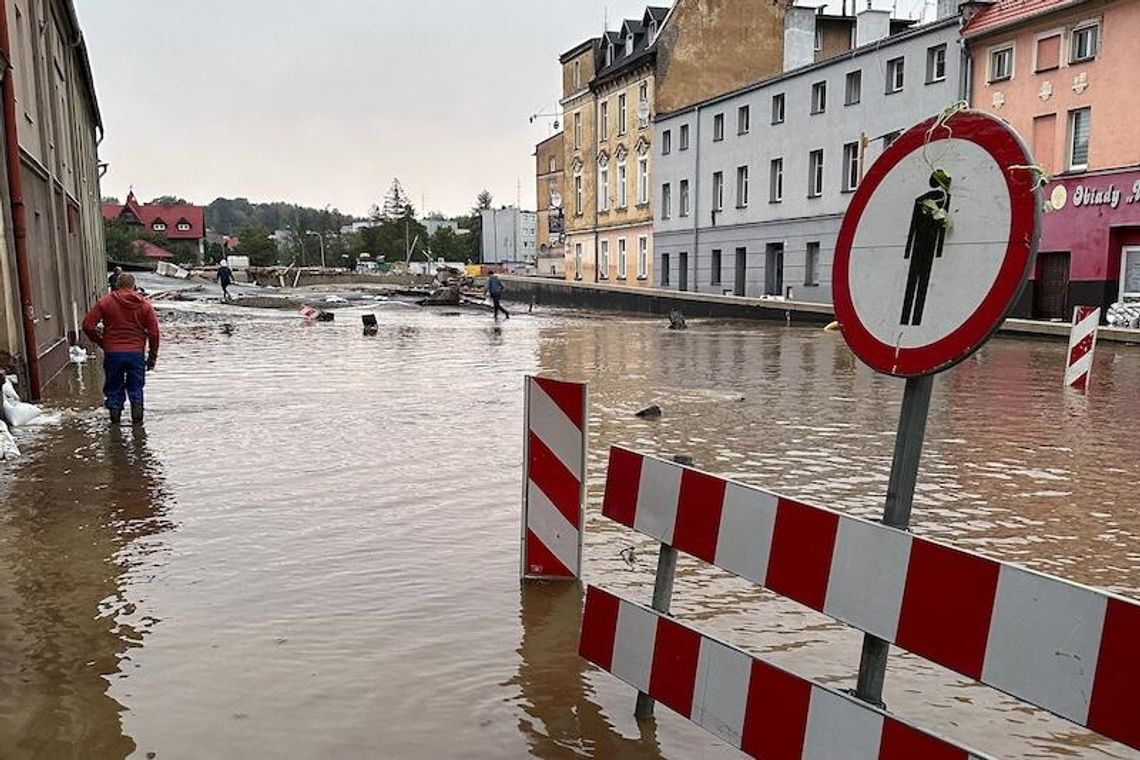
[0,413,171,759]
[511,582,661,759]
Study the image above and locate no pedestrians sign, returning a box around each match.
[833,110,1041,377]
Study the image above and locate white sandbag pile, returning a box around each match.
[2,375,42,428]
[1106,302,1140,329]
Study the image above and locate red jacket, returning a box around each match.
[83,290,161,357]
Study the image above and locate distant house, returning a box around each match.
[102,191,207,260]
[130,241,176,260]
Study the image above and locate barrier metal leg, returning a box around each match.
[635,454,693,721]
[854,375,934,708]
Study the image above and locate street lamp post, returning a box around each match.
[306,231,327,269]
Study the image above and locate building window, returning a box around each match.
[712,171,724,212]
[638,82,649,127]
[153,222,166,231]
[662,129,672,155]
[599,100,609,141]
[808,149,824,197]
[637,156,649,205]
[989,45,1013,82]
[679,179,690,216]
[598,164,610,212]
[599,239,610,278]
[573,61,581,89]
[177,222,192,231]
[1071,22,1099,63]
[618,92,628,135]
[617,156,628,208]
[738,105,751,135]
[1035,32,1062,72]
[842,142,859,192]
[618,238,628,279]
[805,241,820,286]
[770,158,783,203]
[679,123,690,151]
[574,243,583,279]
[814,27,823,52]
[711,249,722,285]
[772,93,785,124]
[625,33,634,56]
[661,252,670,286]
[574,170,583,216]
[574,111,582,149]
[638,236,648,278]
[811,81,826,114]
[736,165,749,208]
[713,113,725,141]
[661,183,671,219]
[926,45,946,83]
[845,70,861,105]
[886,57,905,93]
[1068,107,1090,170]
[548,156,556,173]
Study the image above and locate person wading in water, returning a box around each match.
[487,272,511,320]
[217,259,234,301]
[82,273,161,425]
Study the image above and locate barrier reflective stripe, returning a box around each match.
[601,446,1140,750]
[1065,306,1100,390]
[580,587,992,760]
[521,377,586,579]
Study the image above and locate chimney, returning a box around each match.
[855,8,891,47]
[783,6,817,72]
[936,0,961,19]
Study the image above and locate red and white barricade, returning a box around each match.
[1065,306,1101,391]
[586,447,1139,753]
[521,376,587,580]
[581,587,992,759]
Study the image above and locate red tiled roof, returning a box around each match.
[963,0,1087,38]
[101,190,206,241]
[131,240,175,260]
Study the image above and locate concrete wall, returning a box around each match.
[654,17,961,302]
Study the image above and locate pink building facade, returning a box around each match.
[964,0,1140,319]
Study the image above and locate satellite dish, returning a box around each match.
[550,191,563,209]
[636,101,651,123]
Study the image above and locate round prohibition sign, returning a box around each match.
[833,110,1041,377]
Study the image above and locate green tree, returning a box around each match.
[150,195,190,205]
[381,179,410,221]
[428,227,468,262]
[235,222,279,267]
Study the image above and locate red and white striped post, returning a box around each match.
[521,376,587,581]
[1065,306,1101,391]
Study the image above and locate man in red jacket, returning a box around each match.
[82,273,161,425]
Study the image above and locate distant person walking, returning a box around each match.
[108,266,123,292]
[487,273,510,320]
[82,273,161,425]
[217,259,234,301]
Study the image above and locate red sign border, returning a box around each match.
[833,110,1041,377]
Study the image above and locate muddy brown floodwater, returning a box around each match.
[1,300,1138,760]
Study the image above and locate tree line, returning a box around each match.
[103,182,493,268]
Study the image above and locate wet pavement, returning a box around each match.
[1,299,1138,759]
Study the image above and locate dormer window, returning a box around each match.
[625,34,634,56]
[152,222,166,232]
[649,21,658,39]
[177,222,191,231]
[607,43,614,66]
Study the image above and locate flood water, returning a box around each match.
[1,300,1138,759]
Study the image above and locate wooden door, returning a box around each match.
[1034,251,1070,320]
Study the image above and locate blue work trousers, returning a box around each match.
[103,351,146,411]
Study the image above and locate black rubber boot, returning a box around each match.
[131,404,144,425]
[109,409,122,425]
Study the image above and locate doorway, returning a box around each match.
[734,248,747,296]
[1034,251,1070,320]
[765,243,784,296]
[679,252,689,292]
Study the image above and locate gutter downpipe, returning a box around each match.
[0,3,40,399]
[692,104,701,293]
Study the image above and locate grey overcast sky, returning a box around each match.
[76,0,920,219]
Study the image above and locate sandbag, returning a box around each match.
[2,377,42,427]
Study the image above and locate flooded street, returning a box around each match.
[2,301,1139,759]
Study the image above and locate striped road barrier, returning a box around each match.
[1065,306,1101,391]
[581,586,993,759]
[520,376,587,580]
[593,446,1139,752]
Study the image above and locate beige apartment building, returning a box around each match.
[549,0,831,286]
[0,0,104,398]
[535,132,565,278]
